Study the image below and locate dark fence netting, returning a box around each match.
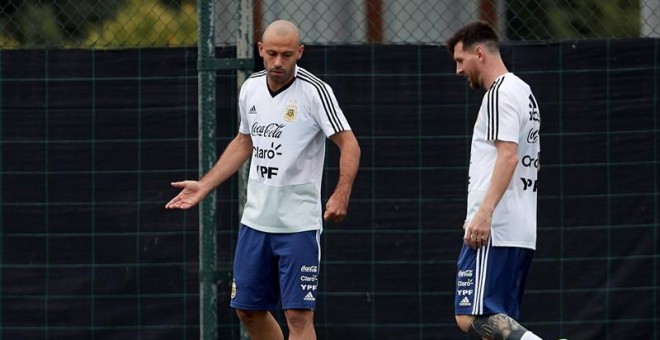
[1,39,659,339]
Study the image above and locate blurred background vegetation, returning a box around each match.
[0,0,648,48]
[507,0,641,40]
[0,0,197,48]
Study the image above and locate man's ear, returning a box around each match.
[297,44,304,60]
[474,45,485,61]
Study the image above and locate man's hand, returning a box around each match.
[323,192,349,223]
[165,181,208,209]
[324,130,360,224]
[464,210,491,249]
[165,133,252,210]
[463,140,517,249]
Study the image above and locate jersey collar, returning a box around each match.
[267,66,297,97]
[489,72,510,89]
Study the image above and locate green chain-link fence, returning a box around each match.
[1,0,660,48]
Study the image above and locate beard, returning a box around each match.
[466,74,482,89]
[267,67,290,82]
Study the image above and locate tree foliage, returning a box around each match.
[507,0,640,40]
[0,0,197,48]
[545,0,639,39]
[506,0,553,40]
[0,0,644,47]
[84,0,197,47]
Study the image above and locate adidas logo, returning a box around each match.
[248,105,257,114]
[459,297,471,307]
[304,292,315,302]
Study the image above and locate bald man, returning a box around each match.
[166,20,360,340]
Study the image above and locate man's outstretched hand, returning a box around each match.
[165,181,208,209]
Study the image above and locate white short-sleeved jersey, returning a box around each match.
[466,73,540,249]
[238,66,350,233]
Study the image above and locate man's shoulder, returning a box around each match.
[241,70,266,89]
[296,67,331,89]
[500,73,531,93]
[491,73,532,106]
[248,70,267,79]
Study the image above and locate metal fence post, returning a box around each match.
[197,0,218,339]
[236,1,253,339]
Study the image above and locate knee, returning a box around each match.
[235,309,264,325]
[285,310,313,332]
[455,315,474,333]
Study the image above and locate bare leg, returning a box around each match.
[235,309,284,340]
[457,315,489,339]
[285,309,316,340]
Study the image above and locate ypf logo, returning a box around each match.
[520,177,538,192]
[256,165,278,179]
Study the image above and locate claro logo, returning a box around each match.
[521,155,539,168]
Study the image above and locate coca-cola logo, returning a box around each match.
[251,122,285,138]
[526,128,539,144]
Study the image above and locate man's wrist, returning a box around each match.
[478,204,495,216]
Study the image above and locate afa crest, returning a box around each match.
[283,103,298,122]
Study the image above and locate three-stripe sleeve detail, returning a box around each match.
[487,77,505,140]
[297,69,344,133]
[249,70,266,79]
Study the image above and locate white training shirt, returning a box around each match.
[466,73,540,249]
[238,66,350,233]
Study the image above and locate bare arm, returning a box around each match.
[465,140,518,248]
[324,130,360,223]
[165,133,253,209]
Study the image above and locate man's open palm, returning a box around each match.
[165,181,206,209]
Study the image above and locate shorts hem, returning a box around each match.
[230,302,277,311]
[491,240,536,250]
[454,307,505,316]
[240,221,322,234]
[281,305,316,311]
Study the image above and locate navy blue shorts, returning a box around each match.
[230,225,321,311]
[454,239,533,319]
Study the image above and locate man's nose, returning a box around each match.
[273,55,283,67]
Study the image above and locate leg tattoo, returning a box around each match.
[467,313,528,340]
